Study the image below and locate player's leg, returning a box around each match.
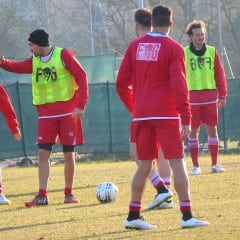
[169,158,209,228]
[188,105,202,175]
[155,149,174,209]
[38,147,52,191]
[130,122,169,199]
[0,167,10,205]
[125,159,157,230]
[161,120,209,228]
[132,160,153,204]
[188,127,201,174]
[63,145,79,203]
[146,158,173,210]
[25,117,57,207]
[157,149,171,189]
[125,121,159,230]
[205,125,225,173]
[60,115,83,203]
[25,144,52,207]
[203,103,225,173]
[169,158,189,202]
[131,140,171,210]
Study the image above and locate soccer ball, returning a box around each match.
[96,181,119,203]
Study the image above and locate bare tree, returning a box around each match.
[0,0,239,76]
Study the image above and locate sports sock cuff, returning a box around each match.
[208,137,219,145]
[64,187,72,195]
[188,138,199,148]
[39,189,48,197]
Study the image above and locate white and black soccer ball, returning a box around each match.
[96,181,119,203]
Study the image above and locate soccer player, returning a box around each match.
[0,84,21,204]
[131,8,173,210]
[117,5,210,230]
[184,20,228,175]
[0,29,89,206]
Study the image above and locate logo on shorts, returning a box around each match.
[68,131,74,143]
[68,132,74,137]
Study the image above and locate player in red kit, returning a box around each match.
[0,84,21,204]
[0,29,89,206]
[131,8,173,211]
[117,5,210,230]
[184,20,228,175]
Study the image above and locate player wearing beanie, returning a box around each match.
[0,29,89,207]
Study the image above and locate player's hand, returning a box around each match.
[0,54,5,64]
[72,108,84,119]
[14,128,22,141]
[181,125,191,139]
[218,98,226,110]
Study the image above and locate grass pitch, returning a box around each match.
[0,154,239,240]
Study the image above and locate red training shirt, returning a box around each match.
[0,48,89,118]
[116,32,191,125]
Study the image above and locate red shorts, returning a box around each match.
[134,120,184,160]
[130,121,137,142]
[190,103,218,129]
[37,115,84,146]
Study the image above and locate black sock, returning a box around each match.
[182,211,193,221]
[157,185,169,194]
[127,211,140,221]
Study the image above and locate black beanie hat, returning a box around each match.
[28,29,49,47]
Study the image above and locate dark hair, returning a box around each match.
[134,8,152,27]
[185,20,206,36]
[152,5,173,27]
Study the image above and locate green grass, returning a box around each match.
[0,154,240,240]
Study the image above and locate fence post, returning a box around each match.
[16,81,33,166]
[222,108,228,153]
[106,81,113,153]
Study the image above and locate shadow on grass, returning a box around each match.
[7,180,129,198]
[82,230,138,240]
[81,224,184,240]
[0,219,73,232]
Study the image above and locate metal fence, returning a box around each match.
[0,79,239,161]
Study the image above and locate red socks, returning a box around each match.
[188,138,199,167]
